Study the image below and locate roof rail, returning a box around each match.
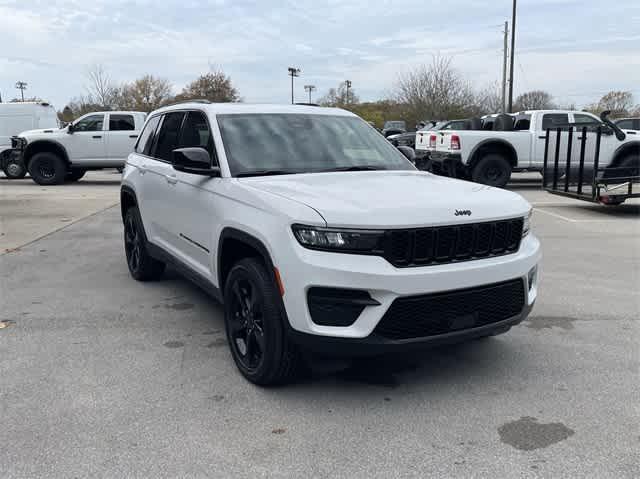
[294,102,320,107]
[167,99,212,106]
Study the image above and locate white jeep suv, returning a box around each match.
[121,102,541,385]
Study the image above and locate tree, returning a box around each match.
[318,81,360,108]
[585,91,634,118]
[85,64,118,108]
[176,70,240,103]
[474,82,504,116]
[9,97,43,103]
[513,90,555,111]
[392,56,476,127]
[116,75,174,112]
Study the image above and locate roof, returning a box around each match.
[151,102,356,117]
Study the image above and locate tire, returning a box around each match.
[471,154,512,187]
[123,207,165,281]
[28,152,67,185]
[224,258,303,386]
[2,157,27,179]
[66,169,86,182]
[603,154,639,180]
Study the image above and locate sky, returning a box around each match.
[1,0,639,110]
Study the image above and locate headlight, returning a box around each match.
[522,209,532,237]
[292,224,385,253]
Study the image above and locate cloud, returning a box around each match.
[0,0,638,108]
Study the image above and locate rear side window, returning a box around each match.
[542,113,569,131]
[135,115,161,155]
[109,114,135,131]
[616,119,632,130]
[178,111,215,160]
[153,112,186,161]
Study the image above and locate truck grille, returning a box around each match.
[383,218,523,267]
[374,279,525,340]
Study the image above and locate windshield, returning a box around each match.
[218,114,415,177]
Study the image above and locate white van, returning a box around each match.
[0,102,59,178]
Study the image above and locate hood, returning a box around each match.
[19,127,63,137]
[242,171,531,228]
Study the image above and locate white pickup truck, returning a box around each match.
[10,110,146,185]
[430,110,640,187]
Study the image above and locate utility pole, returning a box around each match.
[502,21,509,113]
[304,85,316,103]
[287,67,300,104]
[507,0,517,112]
[15,81,28,102]
[345,80,352,105]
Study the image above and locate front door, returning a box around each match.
[68,113,107,162]
[532,112,570,170]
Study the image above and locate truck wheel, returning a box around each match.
[224,258,304,386]
[66,169,86,182]
[3,158,27,179]
[28,152,67,185]
[123,207,165,281]
[472,154,512,187]
[604,154,639,180]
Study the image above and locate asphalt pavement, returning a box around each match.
[1,172,638,478]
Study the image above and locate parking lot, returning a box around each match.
[1,172,638,478]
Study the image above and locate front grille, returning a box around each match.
[384,218,523,267]
[373,279,525,340]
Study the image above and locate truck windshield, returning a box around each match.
[217,114,415,177]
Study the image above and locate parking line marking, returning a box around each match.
[534,208,576,222]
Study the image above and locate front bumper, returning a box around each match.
[277,233,541,343]
[290,302,533,357]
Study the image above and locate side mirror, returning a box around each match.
[172,147,220,177]
[67,123,74,134]
[397,146,416,163]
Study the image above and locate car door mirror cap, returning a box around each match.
[172,147,221,177]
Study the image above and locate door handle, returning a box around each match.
[92,135,102,139]
[129,135,138,138]
[166,174,178,185]
[538,135,547,139]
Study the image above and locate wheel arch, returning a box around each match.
[217,228,277,292]
[120,185,138,223]
[610,141,640,167]
[468,139,518,170]
[24,140,71,167]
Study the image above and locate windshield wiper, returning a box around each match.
[318,165,388,172]
[236,169,301,178]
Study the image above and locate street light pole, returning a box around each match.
[304,85,316,103]
[502,21,509,113]
[287,67,300,104]
[345,80,352,105]
[507,0,517,112]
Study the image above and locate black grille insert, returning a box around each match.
[384,218,523,267]
[374,279,525,340]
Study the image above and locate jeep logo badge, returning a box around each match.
[455,209,472,216]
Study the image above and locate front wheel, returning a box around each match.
[123,207,165,281]
[471,154,512,187]
[224,258,303,386]
[2,156,27,179]
[28,152,67,185]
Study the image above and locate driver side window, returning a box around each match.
[74,114,104,132]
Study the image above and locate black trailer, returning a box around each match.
[542,113,639,206]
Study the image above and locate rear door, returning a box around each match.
[532,113,569,168]
[106,113,139,160]
[67,113,107,162]
[143,111,186,251]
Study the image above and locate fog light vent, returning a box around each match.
[307,288,379,327]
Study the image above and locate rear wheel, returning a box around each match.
[2,156,27,179]
[28,152,67,185]
[604,154,639,180]
[224,258,303,386]
[471,154,512,187]
[66,169,86,182]
[123,207,165,281]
